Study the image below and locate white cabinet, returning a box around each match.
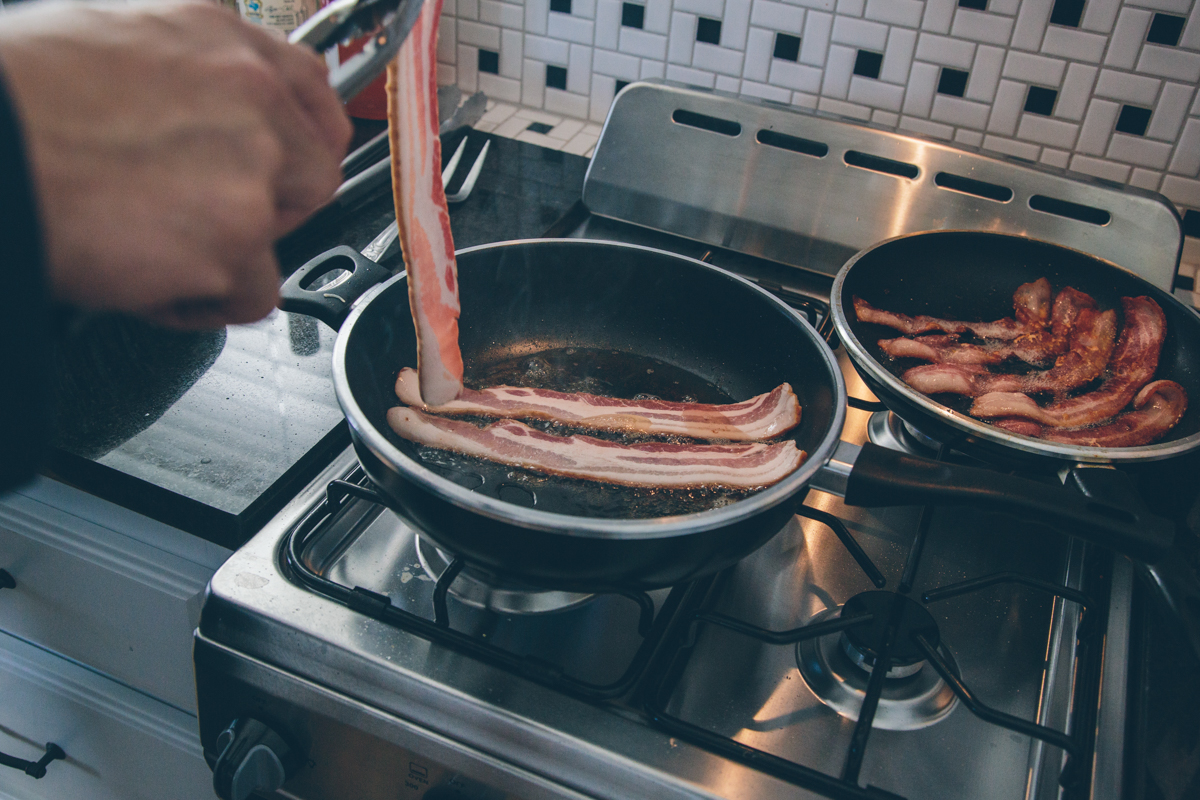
[0,477,230,799]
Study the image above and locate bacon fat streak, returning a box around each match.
[387,1,464,406]
[386,407,807,489]
[394,368,801,441]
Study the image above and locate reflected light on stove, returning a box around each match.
[885,143,925,241]
[750,669,815,726]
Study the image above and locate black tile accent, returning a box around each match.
[478,49,499,74]
[1024,85,1057,116]
[1049,0,1084,27]
[696,17,722,44]
[615,79,630,94]
[1184,209,1200,239]
[527,122,555,134]
[550,0,572,12]
[773,33,801,61]
[621,2,644,28]
[546,64,568,91]
[1115,104,1152,136]
[937,67,969,97]
[853,49,883,79]
[1147,13,1186,46]
[958,0,987,8]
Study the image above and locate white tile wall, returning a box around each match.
[438,0,1200,223]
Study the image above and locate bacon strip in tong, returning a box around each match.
[394,368,802,441]
[901,307,1118,397]
[991,380,1188,447]
[387,0,463,405]
[386,407,807,489]
[854,278,1053,341]
[971,297,1167,427]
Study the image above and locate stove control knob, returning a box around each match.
[211,717,301,800]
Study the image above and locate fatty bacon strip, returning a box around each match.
[877,286,1098,368]
[387,0,463,406]
[394,368,802,441]
[991,380,1188,448]
[854,278,1053,341]
[386,407,807,489]
[971,297,1168,428]
[901,307,1118,397]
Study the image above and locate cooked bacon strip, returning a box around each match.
[877,286,1098,368]
[971,297,1166,427]
[386,407,807,489]
[387,1,463,406]
[853,278,1053,341]
[902,307,1118,397]
[394,368,801,441]
[991,381,1188,447]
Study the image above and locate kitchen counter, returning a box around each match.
[43,130,589,551]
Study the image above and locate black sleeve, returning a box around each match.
[0,72,52,492]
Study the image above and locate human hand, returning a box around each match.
[0,0,352,328]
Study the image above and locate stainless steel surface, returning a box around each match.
[795,607,958,729]
[360,219,399,263]
[414,536,595,614]
[441,91,488,135]
[808,440,859,496]
[585,81,1182,291]
[289,0,426,103]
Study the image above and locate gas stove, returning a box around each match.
[194,82,1194,800]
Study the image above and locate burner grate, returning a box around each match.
[643,429,1112,800]
[281,472,678,701]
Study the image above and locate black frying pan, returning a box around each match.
[280,239,1172,593]
[831,230,1200,656]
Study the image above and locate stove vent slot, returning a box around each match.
[1029,194,1111,226]
[844,150,919,179]
[672,109,741,137]
[756,129,828,158]
[934,172,1013,202]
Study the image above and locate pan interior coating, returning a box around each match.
[342,240,839,519]
[838,232,1200,451]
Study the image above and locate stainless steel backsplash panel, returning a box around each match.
[584,81,1183,291]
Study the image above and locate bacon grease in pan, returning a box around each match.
[387,407,807,490]
[387,0,464,406]
[395,367,801,441]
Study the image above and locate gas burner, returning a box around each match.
[796,591,958,731]
[867,410,942,457]
[415,536,595,615]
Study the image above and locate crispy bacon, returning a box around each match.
[902,307,1118,397]
[394,368,801,441]
[854,278,1053,341]
[971,297,1166,427]
[386,407,807,489]
[991,380,1188,447]
[387,1,463,406]
[877,286,1098,368]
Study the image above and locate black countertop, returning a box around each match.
[46,131,590,550]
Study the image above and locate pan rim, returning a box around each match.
[332,238,849,540]
[830,230,1200,464]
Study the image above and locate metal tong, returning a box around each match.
[288,0,426,102]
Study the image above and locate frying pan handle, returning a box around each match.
[842,442,1175,564]
[279,246,393,329]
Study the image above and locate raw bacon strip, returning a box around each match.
[387,1,464,406]
[991,381,1188,447]
[394,368,801,441]
[853,278,1053,341]
[902,308,1118,397]
[971,297,1166,427]
[386,407,807,489]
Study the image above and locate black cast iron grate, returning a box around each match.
[642,443,1112,800]
[280,471,683,701]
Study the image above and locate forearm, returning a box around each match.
[0,67,51,491]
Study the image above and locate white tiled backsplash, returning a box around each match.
[437,0,1200,229]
